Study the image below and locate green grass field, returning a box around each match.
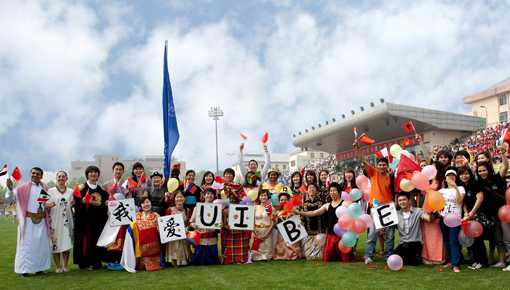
[1,217,510,289]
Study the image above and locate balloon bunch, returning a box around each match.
[498,188,510,223]
[334,187,373,254]
[398,164,446,213]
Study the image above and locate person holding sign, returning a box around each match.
[273,192,304,260]
[132,197,161,271]
[165,191,192,266]
[47,170,74,273]
[355,141,395,264]
[251,189,274,261]
[439,168,465,273]
[222,183,252,264]
[296,182,352,262]
[190,188,220,265]
[73,166,109,270]
[5,167,52,277]
[394,192,431,266]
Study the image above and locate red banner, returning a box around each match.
[336,135,420,161]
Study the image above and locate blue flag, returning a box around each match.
[162,41,179,178]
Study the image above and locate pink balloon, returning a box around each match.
[421,165,437,180]
[338,214,354,230]
[356,175,370,192]
[443,213,461,228]
[499,205,510,223]
[335,205,348,218]
[359,213,374,228]
[351,219,367,234]
[341,191,352,202]
[387,254,403,271]
[411,172,430,191]
[362,192,370,202]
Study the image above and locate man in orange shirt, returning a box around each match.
[355,143,395,264]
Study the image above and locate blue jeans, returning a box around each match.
[364,223,395,259]
[440,220,461,266]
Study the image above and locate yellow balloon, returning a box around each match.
[167,178,179,192]
[390,144,403,158]
[400,179,415,192]
[247,188,259,201]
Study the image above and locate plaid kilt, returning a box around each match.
[221,229,251,264]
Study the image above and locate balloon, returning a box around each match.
[387,254,403,271]
[421,165,437,180]
[351,219,368,234]
[499,205,510,223]
[270,194,279,206]
[350,188,362,202]
[333,224,346,237]
[186,231,201,246]
[458,230,475,247]
[444,213,461,228]
[355,175,370,192]
[362,192,370,202]
[341,191,352,202]
[506,187,510,205]
[426,190,445,211]
[390,158,399,170]
[213,199,227,209]
[359,214,374,229]
[335,205,348,218]
[338,214,354,230]
[240,196,253,205]
[399,179,415,192]
[411,172,430,191]
[347,203,362,219]
[341,231,357,247]
[167,178,179,192]
[247,188,259,201]
[390,144,403,158]
[464,221,483,238]
[337,240,352,254]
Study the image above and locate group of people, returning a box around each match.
[5,135,510,277]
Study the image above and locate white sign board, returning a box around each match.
[108,198,136,226]
[371,202,399,230]
[158,214,186,244]
[276,215,308,245]
[195,203,223,230]
[228,204,255,231]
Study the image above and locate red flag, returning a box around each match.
[500,128,510,144]
[140,173,146,184]
[0,164,7,177]
[214,176,224,184]
[300,167,305,177]
[402,120,416,134]
[84,191,92,207]
[73,185,82,198]
[127,178,138,190]
[403,137,413,147]
[395,154,422,192]
[375,147,392,163]
[261,132,269,144]
[11,166,22,181]
[358,133,375,145]
[240,133,248,140]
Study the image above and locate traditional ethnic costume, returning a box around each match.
[165,206,192,266]
[48,187,73,253]
[73,182,108,269]
[133,211,161,271]
[251,203,274,261]
[6,182,52,274]
[190,206,220,265]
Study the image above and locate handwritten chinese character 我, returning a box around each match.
[113,201,133,223]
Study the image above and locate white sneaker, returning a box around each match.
[502,265,510,272]
[468,263,482,270]
[491,262,506,268]
[364,257,373,264]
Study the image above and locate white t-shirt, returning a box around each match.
[439,186,465,217]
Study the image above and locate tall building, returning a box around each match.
[70,154,185,183]
[464,77,510,127]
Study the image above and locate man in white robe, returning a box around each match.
[5,167,52,277]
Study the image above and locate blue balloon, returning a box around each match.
[271,193,279,206]
[373,199,380,207]
[333,224,346,237]
[348,203,362,219]
[350,188,362,201]
[341,231,357,247]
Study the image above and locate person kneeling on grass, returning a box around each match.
[395,192,431,266]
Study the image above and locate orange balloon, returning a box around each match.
[426,190,445,211]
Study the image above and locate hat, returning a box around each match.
[445,169,457,177]
[454,150,470,161]
[150,170,163,178]
[267,168,281,177]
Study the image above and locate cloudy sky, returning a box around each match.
[1,0,510,174]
